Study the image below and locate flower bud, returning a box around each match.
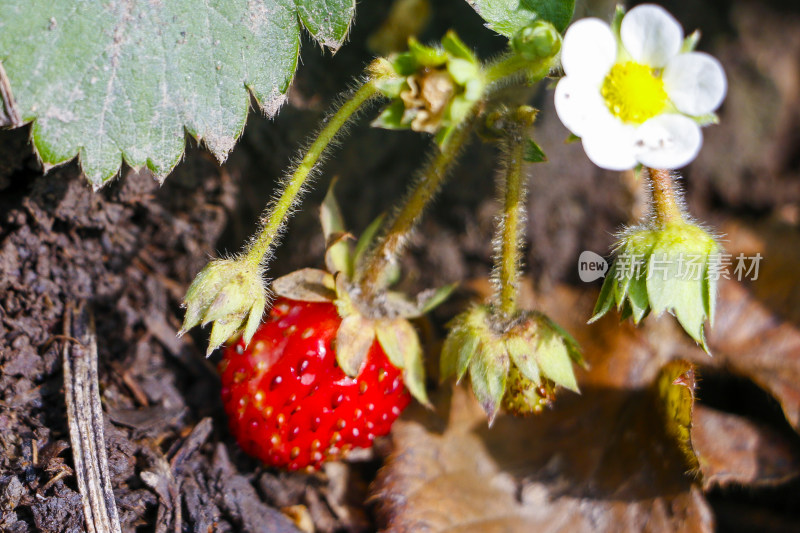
[180,258,267,356]
[511,20,562,60]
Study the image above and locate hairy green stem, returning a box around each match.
[646,167,683,226]
[483,52,556,89]
[358,117,475,295]
[495,133,526,317]
[244,81,381,269]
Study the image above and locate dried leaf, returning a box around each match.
[374,384,713,532]
[693,405,800,491]
[334,314,375,377]
[271,268,335,303]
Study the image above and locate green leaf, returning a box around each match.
[0,0,356,188]
[466,0,576,36]
[292,0,355,49]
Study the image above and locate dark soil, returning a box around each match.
[1,0,799,531]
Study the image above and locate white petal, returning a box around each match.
[581,117,638,171]
[554,76,607,138]
[634,114,702,169]
[561,18,617,82]
[663,52,727,116]
[621,4,683,67]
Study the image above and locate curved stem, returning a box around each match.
[646,167,683,226]
[244,81,381,269]
[357,117,475,296]
[495,132,526,317]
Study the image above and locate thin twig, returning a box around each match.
[0,61,22,128]
[63,302,123,533]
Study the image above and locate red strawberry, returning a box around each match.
[219,297,411,471]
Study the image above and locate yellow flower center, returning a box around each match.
[601,62,668,124]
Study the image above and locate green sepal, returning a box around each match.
[565,133,581,144]
[441,30,477,63]
[463,78,484,101]
[441,327,479,383]
[681,30,701,53]
[403,337,430,406]
[374,76,408,99]
[372,100,409,130]
[320,180,353,277]
[208,319,243,358]
[407,37,448,67]
[418,282,458,315]
[446,95,474,125]
[691,112,719,127]
[468,342,509,425]
[391,52,419,76]
[523,139,547,163]
[534,325,580,393]
[613,269,633,311]
[589,264,616,323]
[545,317,584,367]
[354,214,386,271]
[645,250,705,345]
[619,301,633,322]
[242,292,267,347]
[610,4,625,38]
[506,336,542,386]
[447,58,480,86]
[627,275,650,324]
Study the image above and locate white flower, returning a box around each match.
[554,4,727,170]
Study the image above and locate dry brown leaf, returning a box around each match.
[375,248,800,531]
[374,384,713,533]
[693,405,800,491]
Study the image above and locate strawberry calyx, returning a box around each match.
[267,181,454,407]
[440,304,585,424]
